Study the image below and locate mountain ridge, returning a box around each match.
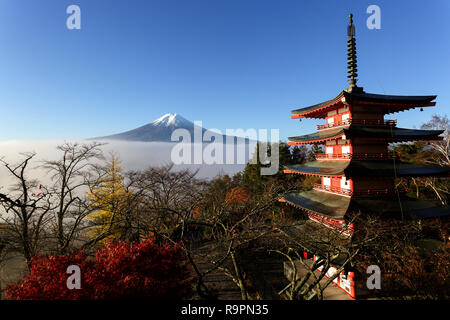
[90,113,234,142]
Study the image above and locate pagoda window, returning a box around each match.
[326,140,336,145]
[338,106,349,114]
[341,177,351,190]
[327,110,337,117]
[327,117,335,125]
[323,177,331,186]
[342,113,350,121]
[342,145,351,154]
[326,147,333,154]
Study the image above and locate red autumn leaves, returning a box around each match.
[3,239,194,300]
[225,186,251,205]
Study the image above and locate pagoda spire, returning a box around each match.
[346,14,363,93]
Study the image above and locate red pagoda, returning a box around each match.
[280,14,450,298]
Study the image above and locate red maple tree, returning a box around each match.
[3,239,194,300]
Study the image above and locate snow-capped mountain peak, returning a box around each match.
[91,113,201,142]
[151,113,192,127]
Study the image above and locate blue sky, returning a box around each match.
[0,0,449,141]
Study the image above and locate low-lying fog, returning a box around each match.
[0,140,254,189]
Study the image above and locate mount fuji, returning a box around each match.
[92,113,209,142]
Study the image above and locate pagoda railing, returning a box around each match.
[313,184,353,196]
[317,119,397,130]
[313,183,407,196]
[308,212,354,237]
[316,152,398,160]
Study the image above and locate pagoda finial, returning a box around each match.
[348,14,355,37]
[346,13,363,92]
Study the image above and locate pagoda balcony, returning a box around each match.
[313,183,407,196]
[315,152,398,160]
[317,119,397,130]
[313,184,353,196]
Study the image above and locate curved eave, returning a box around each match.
[351,197,450,219]
[291,92,345,119]
[288,128,346,145]
[288,126,444,145]
[281,192,450,219]
[284,161,349,177]
[284,161,450,178]
[345,126,444,140]
[288,135,443,145]
[343,91,436,105]
[346,161,450,177]
[290,91,437,119]
[281,190,349,219]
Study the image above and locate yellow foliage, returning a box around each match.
[87,156,132,243]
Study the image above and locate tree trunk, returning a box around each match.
[230,251,249,300]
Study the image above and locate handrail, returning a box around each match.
[317,119,397,130]
[313,184,353,195]
[313,183,407,196]
[316,152,398,160]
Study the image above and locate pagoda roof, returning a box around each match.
[291,91,436,119]
[281,189,450,220]
[288,125,444,144]
[284,160,450,178]
[282,189,350,219]
[285,160,349,176]
[288,127,345,144]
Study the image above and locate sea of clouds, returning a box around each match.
[0,140,252,190]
